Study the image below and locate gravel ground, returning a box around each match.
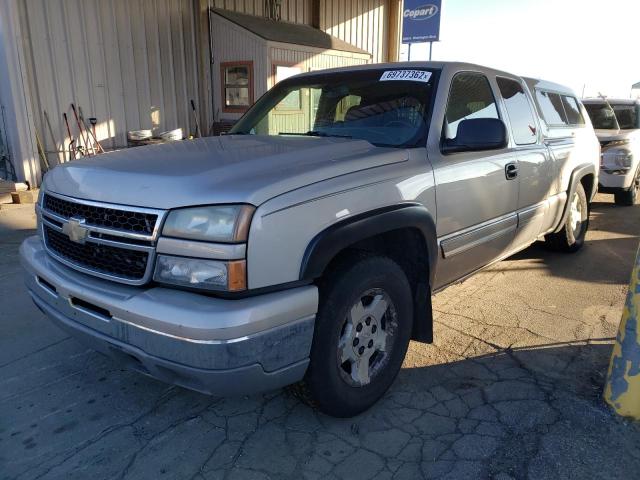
[1,194,639,480]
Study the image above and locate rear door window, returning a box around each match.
[561,96,585,125]
[444,72,500,140]
[536,90,567,126]
[496,77,537,145]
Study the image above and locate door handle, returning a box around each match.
[505,162,518,180]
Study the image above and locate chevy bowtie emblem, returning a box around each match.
[62,217,89,244]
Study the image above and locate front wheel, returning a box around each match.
[614,170,639,206]
[544,182,589,253]
[291,255,413,417]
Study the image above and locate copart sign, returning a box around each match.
[402,0,442,43]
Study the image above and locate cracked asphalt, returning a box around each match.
[1,194,640,480]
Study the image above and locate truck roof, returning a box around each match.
[293,61,578,97]
[522,77,578,97]
[295,60,511,77]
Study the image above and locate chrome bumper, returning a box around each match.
[20,236,318,396]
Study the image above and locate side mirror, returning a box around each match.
[442,118,507,154]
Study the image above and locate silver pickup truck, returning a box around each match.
[21,62,599,417]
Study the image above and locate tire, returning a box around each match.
[614,171,639,206]
[544,182,589,253]
[291,255,413,417]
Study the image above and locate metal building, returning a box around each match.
[0,0,402,188]
[210,8,371,127]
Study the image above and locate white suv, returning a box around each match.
[583,98,640,205]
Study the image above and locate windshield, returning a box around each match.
[230,69,439,148]
[584,103,619,130]
[610,104,639,129]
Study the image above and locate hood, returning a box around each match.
[43,135,407,209]
[593,129,640,143]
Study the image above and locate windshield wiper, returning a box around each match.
[279,131,352,139]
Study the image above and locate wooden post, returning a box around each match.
[311,0,320,29]
[386,0,402,62]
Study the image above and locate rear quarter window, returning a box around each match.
[561,96,585,125]
[535,90,585,127]
[536,90,567,126]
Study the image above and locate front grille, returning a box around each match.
[43,193,157,235]
[44,225,149,280]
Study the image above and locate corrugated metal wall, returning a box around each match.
[320,0,389,64]
[17,0,389,169]
[211,0,390,52]
[210,0,313,24]
[18,0,203,166]
[269,44,370,81]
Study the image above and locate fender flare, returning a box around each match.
[554,163,597,233]
[299,203,438,286]
[299,203,439,344]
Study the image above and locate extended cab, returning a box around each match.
[21,62,600,417]
[583,98,640,205]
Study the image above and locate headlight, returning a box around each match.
[154,255,246,291]
[162,205,254,243]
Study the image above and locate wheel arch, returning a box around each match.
[554,164,597,233]
[299,203,438,343]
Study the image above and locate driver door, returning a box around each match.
[430,72,520,289]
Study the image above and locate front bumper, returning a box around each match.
[599,167,635,192]
[20,236,318,396]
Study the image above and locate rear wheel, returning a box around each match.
[544,182,589,253]
[291,255,413,417]
[614,171,639,206]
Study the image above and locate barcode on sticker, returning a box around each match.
[380,70,432,82]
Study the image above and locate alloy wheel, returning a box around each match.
[569,191,585,238]
[336,288,398,387]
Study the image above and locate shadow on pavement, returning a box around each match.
[505,200,640,286]
[589,201,640,237]
[385,340,640,479]
[3,337,640,479]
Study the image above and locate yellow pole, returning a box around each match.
[604,245,640,419]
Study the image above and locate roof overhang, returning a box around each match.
[210,8,371,56]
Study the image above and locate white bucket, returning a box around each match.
[127,129,153,141]
[159,129,183,141]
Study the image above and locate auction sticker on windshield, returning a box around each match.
[380,70,432,82]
